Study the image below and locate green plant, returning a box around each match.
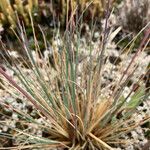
[0,0,38,28]
[0,2,150,150]
[0,0,108,30]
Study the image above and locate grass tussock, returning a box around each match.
[0,2,150,150]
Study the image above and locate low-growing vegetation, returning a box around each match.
[0,0,149,149]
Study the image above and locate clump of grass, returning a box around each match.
[0,2,150,149]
